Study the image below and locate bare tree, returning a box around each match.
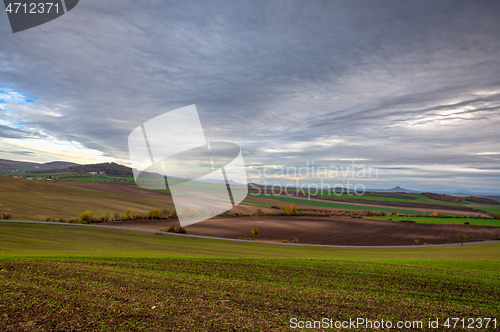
[458,233,466,245]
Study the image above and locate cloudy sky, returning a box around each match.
[0,0,499,192]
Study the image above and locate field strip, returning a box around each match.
[277,194,482,214]
[248,193,487,216]
[2,220,498,248]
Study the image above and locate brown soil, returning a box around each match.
[103,216,499,246]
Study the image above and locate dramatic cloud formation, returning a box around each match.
[0,0,499,191]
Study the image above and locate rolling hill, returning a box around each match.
[0,159,78,170]
[0,175,173,220]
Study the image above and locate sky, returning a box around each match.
[0,0,499,192]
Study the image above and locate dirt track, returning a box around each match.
[103,216,500,246]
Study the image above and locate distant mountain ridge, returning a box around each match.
[368,186,420,193]
[454,189,475,195]
[0,158,79,170]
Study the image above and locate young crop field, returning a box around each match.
[477,207,500,215]
[0,222,499,331]
[365,216,500,227]
[463,204,500,216]
[461,200,500,215]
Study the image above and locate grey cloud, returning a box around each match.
[0,124,46,139]
[0,150,33,155]
[0,0,499,191]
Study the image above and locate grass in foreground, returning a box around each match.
[1,223,499,331]
[1,257,499,331]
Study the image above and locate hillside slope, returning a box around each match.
[0,176,173,220]
[0,159,78,170]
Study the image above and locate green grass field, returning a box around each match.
[365,216,500,227]
[470,206,500,215]
[462,201,500,215]
[0,176,173,220]
[1,222,499,330]
[477,207,500,215]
